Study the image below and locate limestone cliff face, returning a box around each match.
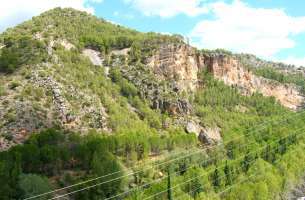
[205,55,304,110]
[146,44,204,93]
[146,45,304,110]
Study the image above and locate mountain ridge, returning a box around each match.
[0,7,305,200]
[0,7,304,150]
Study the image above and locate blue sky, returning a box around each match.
[1,0,305,66]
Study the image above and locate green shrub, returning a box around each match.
[0,35,47,73]
[18,174,52,199]
[9,81,20,90]
[0,85,6,96]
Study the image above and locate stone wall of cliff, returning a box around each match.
[204,54,304,110]
[145,44,304,110]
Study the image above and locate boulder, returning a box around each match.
[185,121,202,136]
[199,127,221,145]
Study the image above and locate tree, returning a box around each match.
[18,174,52,199]
[21,144,41,173]
[167,167,173,200]
[226,141,236,159]
[0,151,22,199]
[0,161,14,199]
[0,35,46,73]
[242,151,252,172]
[88,147,124,199]
[129,41,141,63]
[262,144,275,163]
[224,161,233,186]
[212,167,221,189]
[278,138,287,155]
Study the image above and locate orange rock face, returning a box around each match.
[147,44,304,110]
[205,55,304,110]
[146,44,204,93]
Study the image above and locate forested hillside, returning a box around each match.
[0,8,305,200]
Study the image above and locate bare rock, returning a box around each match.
[204,54,304,110]
[82,49,103,66]
[199,127,222,145]
[146,44,204,93]
[111,48,130,56]
[60,39,75,50]
[185,121,202,136]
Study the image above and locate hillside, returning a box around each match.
[0,8,305,200]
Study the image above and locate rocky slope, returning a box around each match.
[0,8,304,151]
[205,54,304,110]
[144,44,304,110]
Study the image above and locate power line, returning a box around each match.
[95,112,305,200]
[175,161,258,200]
[180,143,305,200]
[26,111,304,199]
[216,143,305,198]
[102,114,304,200]
[142,127,305,200]
[50,112,304,199]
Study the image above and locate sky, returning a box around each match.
[0,0,305,67]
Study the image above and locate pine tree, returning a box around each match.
[167,168,173,200]
[278,138,287,155]
[212,167,220,189]
[242,152,252,172]
[224,161,233,186]
[192,177,203,198]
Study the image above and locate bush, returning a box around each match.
[0,85,6,96]
[0,35,47,73]
[120,79,138,97]
[9,81,21,90]
[18,174,52,199]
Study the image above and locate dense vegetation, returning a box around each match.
[0,7,305,200]
[0,128,197,199]
[1,70,304,199]
[254,66,305,94]
[0,35,47,73]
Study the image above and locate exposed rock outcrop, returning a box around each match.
[31,72,73,124]
[146,44,304,110]
[146,44,204,93]
[31,71,110,132]
[204,54,304,110]
[185,121,202,136]
[185,121,222,145]
[198,127,222,145]
[82,49,104,66]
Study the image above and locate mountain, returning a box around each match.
[0,8,305,200]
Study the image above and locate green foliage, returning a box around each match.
[0,127,197,199]
[79,147,124,199]
[1,7,305,200]
[18,174,52,199]
[0,85,6,96]
[9,81,21,90]
[167,168,173,200]
[194,70,287,132]
[129,41,141,63]
[0,35,47,73]
[254,66,305,94]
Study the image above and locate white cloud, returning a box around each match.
[0,0,103,32]
[191,0,305,57]
[124,0,208,18]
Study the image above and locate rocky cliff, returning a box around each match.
[145,44,304,111]
[204,54,304,110]
[146,44,204,93]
